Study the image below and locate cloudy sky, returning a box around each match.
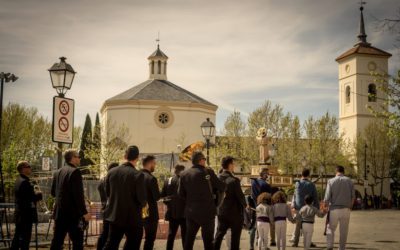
[1,0,399,131]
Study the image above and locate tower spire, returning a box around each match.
[356,1,370,46]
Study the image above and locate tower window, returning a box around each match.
[151,61,154,74]
[164,62,167,74]
[158,60,161,74]
[345,86,351,104]
[368,84,377,102]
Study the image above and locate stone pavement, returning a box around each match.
[15,210,399,249]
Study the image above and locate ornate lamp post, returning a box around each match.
[200,118,215,166]
[0,72,18,202]
[319,165,324,199]
[364,143,368,209]
[48,57,76,169]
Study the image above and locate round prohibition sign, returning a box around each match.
[59,100,70,115]
[59,117,69,132]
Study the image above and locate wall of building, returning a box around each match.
[101,101,216,154]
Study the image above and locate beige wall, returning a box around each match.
[101,101,216,154]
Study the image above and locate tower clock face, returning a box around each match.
[368,61,377,71]
[345,64,350,73]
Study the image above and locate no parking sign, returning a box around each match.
[52,96,74,144]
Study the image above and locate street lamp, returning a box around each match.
[0,72,19,202]
[201,118,215,166]
[364,143,369,209]
[48,57,76,98]
[319,165,324,198]
[48,57,76,168]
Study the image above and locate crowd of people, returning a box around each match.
[10,145,356,250]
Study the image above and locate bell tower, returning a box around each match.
[336,4,391,143]
[148,43,168,81]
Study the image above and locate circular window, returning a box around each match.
[154,108,174,128]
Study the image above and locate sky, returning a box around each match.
[1,0,399,132]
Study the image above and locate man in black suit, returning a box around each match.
[50,149,90,250]
[96,162,119,250]
[178,152,226,250]
[161,164,186,250]
[103,145,146,250]
[141,155,160,250]
[11,161,42,250]
[214,156,246,250]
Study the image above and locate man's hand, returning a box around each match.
[83,213,91,222]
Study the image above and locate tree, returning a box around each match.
[1,103,53,199]
[84,121,130,177]
[356,121,396,200]
[80,114,93,166]
[92,113,101,164]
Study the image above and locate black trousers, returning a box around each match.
[167,218,186,250]
[10,219,32,250]
[143,218,158,250]
[96,220,109,250]
[184,218,214,250]
[50,218,84,250]
[214,215,243,250]
[103,222,143,250]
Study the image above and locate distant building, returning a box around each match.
[100,45,217,154]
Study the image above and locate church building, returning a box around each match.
[100,45,217,154]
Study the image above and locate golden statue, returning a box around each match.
[256,127,269,165]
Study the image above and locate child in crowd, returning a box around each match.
[299,195,326,250]
[256,192,274,250]
[272,191,295,250]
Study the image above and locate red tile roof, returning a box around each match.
[336,43,392,61]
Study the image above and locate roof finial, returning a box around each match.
[356,0,370,46]
[156,31,160,49]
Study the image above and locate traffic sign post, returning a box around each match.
[52,96,74,144]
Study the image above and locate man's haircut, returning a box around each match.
[221,156,235,169]
[125,145,140,161]
[192,152,205,165]
[174,164,185,174]
[64,149,78,163]
[304,194,313,205]
[302,168,310,177]
[336,165,345,174]
[107,162,119,171]
[142,155,156,166]
[16,161,29,173]
[260,167,269,176]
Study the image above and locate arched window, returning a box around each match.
[368,83,377,102]
[164,62,167,75]
[345,86,351,104]
[158,60,161,74]
[151,61,154,74]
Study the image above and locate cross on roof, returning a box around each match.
[156,32,160,48]
[359,0,366,10]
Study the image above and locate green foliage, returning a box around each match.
[80,114,93,166]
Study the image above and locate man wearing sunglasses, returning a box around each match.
[11,161,42,250]
[50,149,90,250]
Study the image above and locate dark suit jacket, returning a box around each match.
[14,174,41,223]
[141,169,160,221]
[217,171,246,219]
[97,177,107,211]
[178,165,226,225]
[161,175,185,220]
[103,162,146,227]
[51,163,87,221]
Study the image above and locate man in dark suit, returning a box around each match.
[96,162,119,250]
[141,155,160,250]
[214,156,246,250]
[103,145,146,250]
[161,164,186,250]
[50,149,90,250]
[11,161,42,250]
[178,152,226,250]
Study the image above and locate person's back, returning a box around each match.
[325,175,354,210]
[104,163,146,226]
[218,170,246,218]
[294,179,318,210]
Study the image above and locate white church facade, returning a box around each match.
[100,45,217,154]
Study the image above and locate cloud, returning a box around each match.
[0,0,398,131]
